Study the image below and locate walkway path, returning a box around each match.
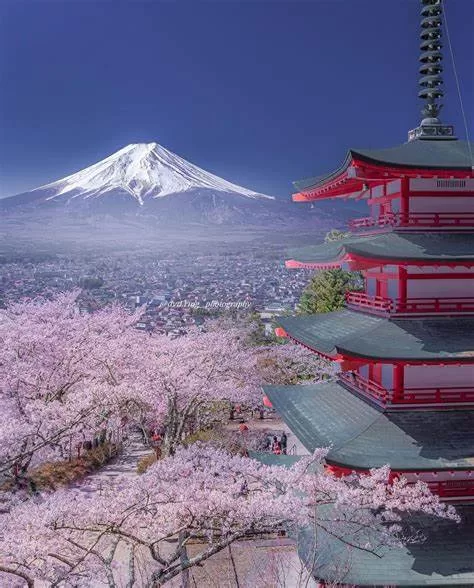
[73,432,152,494]
[226,415,311,456]
[69,427,314,587]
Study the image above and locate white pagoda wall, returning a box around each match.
[409,195,474,214]
[404,365,474,388]
[407,278,474,298]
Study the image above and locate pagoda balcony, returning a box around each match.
[345,291,474,316]
[339,371,474,409]
[349,212,474,232]
[428,479,474,502]
[339,371,389,406]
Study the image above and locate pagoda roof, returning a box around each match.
[294,138,474,194]
[263,383,474,471]
[285,231,474,269]
[249,453,474,585]
[299,505,474,586]
[277,310,474,362]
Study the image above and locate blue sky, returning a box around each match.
[0,0,472,198]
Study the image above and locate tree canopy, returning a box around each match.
[0,293,459,587]
[299,268,360,314]
[298,229,362,314]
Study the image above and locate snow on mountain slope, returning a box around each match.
[1,142,360,229]
[35,142,274,205]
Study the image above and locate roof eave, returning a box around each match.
[352,148,473,172]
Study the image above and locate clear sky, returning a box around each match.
[0,0,472,198]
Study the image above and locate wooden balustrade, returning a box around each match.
[349,211,474,231]
[345,292,474,315]
[428,479,474,499]
[340,371,474,407]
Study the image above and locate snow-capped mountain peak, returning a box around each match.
[37,142,274,205]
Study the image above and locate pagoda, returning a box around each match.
[264,1,474,585]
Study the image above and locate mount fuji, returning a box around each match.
[1,142,360,231]
[1,142,294,225]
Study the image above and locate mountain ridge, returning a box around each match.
[0,141,362,228]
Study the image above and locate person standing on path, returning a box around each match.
[272,436,281,455]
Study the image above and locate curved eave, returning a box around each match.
[264,383,474,472]
[285,328,474,365]
[286,259,346,270]
[277,311,474,364]
[286,253,474,271]
[285,232,474,270]
[292,172,370,202]
[293,142,474,202]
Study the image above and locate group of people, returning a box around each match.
[270,433,287,455]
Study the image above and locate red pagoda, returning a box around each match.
[264,0,474,584]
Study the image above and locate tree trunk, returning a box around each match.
[228,544,240,588]
[179,531,190,588]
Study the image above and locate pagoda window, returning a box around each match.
[381,364,393,389]
[366,277,377,297]
[386,277,398,299]
[387,179,401,195]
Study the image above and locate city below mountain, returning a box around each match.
[0,142,360,230]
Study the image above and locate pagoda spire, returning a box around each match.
[408,0,456,141]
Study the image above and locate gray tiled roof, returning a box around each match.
[293,139,474,192]
[288,232,474,265]
[299,506,474,586]
[353,139,474,169]
[250,451,474,585]
[263,383,474,471]
[278,311,474,361]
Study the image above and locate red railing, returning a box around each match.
[402,387,474,404]
[345,292,474,315]
[428,479,474,500]
[402,212,474,228]
[349,214,396,230]
[349,212,474,231]
[394,298,474,313]
[340,371,474,407]
[328,468,474,501]
[345,291,392,312]
[339,371,389,404]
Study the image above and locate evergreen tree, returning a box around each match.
[299,268,357,314]
[298,228,362,314]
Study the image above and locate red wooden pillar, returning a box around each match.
[398,266,408,311]
[393,364,404,402]
[378,274,388,299]
[371,363,382,384]
[380,183,389,218]
[400,176,410,224]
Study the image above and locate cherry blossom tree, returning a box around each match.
[0,445,457,587]
[0,292,149,482]
[0,294,327,479]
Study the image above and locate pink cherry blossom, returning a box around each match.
[0,445,457,587]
